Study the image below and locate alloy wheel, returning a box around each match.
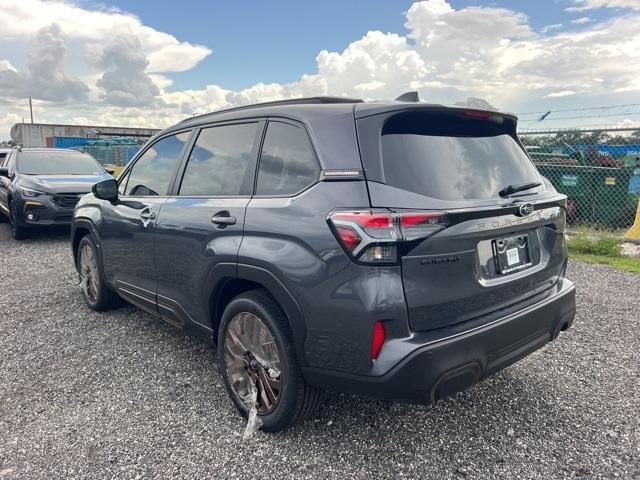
[79,244,99,303]
[224,312,283,415]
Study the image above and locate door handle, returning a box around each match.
[212,211,236,226]
[140,210,156,220]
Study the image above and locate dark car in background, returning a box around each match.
[0,148,113,239]
[71,96,576,432]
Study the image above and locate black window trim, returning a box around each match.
[2,150,12,170]
[6,150,16,176]
[117,127,195,199]
[252,117,322,199]
[171,118,266,198]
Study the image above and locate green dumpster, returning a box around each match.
[591,166,638,227]
[535,163,639,228]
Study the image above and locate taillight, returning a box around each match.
[371,321,385,360]
[398,211,448,241]
[335,227,361,251]
[328,209,448,264]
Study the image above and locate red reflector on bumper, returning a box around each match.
[371,321,385,360]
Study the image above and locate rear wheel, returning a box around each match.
[9,200,27,240]
[218,289,323,432]
[77,235,119,311]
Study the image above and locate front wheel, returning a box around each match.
[218,289,323,432]
[9,200,27,240]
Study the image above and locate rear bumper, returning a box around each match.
[303,278,576,403]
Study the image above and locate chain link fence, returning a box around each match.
[518,125,640,236]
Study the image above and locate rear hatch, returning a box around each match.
[355,105,567,332]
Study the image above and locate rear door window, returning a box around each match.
[378,111,541,200]
[125,131,190,196]
[179,123,259,196]
[256,122,319,196]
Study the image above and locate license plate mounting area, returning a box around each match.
[492,233,532,275]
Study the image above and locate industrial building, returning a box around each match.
[10,123,160,148]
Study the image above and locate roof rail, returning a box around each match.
[179,96,364,124]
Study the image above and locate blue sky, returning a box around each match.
[0,0,639,137]
[99,0,623,92]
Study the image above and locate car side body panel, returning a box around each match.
[154,196,250,330]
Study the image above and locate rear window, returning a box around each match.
[17,151,104,175]
[380,111,541,200]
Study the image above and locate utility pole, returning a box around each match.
[29,97,34,124]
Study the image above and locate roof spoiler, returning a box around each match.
[395,91,420,102]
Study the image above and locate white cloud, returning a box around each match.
[0,0,212,72]
[0,112,21,136]
[545,90,578,97]
[541,23,563,33]
[85,36,160,107]
[0,59,18,73]
[1,0,640,139]
[566,0,640,11]
[0,24,89,101]
[571,16,593,24]
[149,0,640,119]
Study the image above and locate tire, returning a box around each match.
[76,235,119,311]
[218,289,323,432]
[9,199,27,240]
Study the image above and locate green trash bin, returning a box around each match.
[535,163,639,228]
[590,166,639,228]
[535,163,595,224]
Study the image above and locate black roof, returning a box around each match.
[178,96,364,126]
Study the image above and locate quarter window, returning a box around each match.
[125,132,190,196]
[256,122,319,196]
[179,123,259,196]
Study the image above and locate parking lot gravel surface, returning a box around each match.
[0,224,638,479]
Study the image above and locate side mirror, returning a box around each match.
[92,179,118,202]
[0,167,9,178]
[104,167,115,176]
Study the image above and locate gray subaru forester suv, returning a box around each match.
[71,95,576,432]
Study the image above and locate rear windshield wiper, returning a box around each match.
[498,182,542,197]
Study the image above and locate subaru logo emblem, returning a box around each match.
[518,202,534,217]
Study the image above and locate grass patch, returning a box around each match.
[568,232,621,256]
[569,252,640,274]
[567,231,640,273]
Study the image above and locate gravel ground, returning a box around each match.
[0,223,638,480]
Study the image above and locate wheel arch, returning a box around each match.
[207,264,308,367]
[71,219,101,271]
